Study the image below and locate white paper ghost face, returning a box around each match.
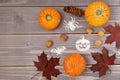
[76,36,90,51]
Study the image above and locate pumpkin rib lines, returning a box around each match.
[63,53,86,76]
[85,1,110,27]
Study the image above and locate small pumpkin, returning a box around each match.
[85,1,110,27]
[63,53,86,76]
[38,8,61,30]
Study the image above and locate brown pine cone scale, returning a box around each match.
[63,6,84,17]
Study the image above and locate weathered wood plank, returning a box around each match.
[0,65,120,80]
[0,7,119,34]
[0,34,119,66]
[0,52,120,66]
[0,34,106,48]
[0,0,119,6]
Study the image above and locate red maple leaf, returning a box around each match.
[32,51,61,80]
[90,47,116,77]
[105,24,120,48]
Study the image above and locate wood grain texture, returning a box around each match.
[0,66,120,80]
[0,0,120,80]
[0,34,119,66]
[0,7,119,34]
[0,0,119,6]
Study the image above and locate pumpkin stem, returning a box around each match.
[73,63,77,67]
[46,14,52,21]
[96,9,102,16]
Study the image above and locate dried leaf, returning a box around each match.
[105,24,120,48]
[33,51,61,80]
[34,51,48,71]
[90,47,116,77]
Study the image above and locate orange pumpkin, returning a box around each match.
[63,53,86,76]
[85,1,110,27]
[38,8,61,30]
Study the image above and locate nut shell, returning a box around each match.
[46,40,53,48]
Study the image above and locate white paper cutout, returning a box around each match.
[63,17,82,31]
[50,46,66,55]
[76,36,90,51]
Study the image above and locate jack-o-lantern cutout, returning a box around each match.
[76,36,90,51]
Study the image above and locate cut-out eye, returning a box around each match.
[78,43,88,49]
[83,44,87,48]
[79,43,83,48]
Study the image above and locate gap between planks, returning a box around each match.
[0,64,120,68]
[0,33,110,35]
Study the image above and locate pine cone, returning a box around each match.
[63,6,84,17]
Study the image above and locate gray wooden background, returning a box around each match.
[0,0,120,80]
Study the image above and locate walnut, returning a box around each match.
[46,40,53,48]
[94,40,102,46]
[115,22,119,26]
[98,30,104,36]
[60,34,68,41]
[86,28,93,34]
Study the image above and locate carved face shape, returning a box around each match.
[76,37,90,51]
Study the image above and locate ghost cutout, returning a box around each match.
[50,46,66,55]
[76,36,90,51]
